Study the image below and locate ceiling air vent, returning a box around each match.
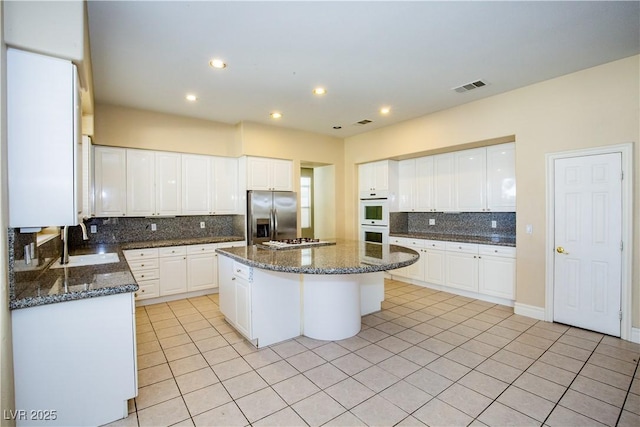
[453,80,488,93]
[354,119,373,126]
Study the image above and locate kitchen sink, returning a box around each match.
[50,253,120,269]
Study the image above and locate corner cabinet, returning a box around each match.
[246,157,293,191]
[7,48,81,228]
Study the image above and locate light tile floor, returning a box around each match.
[105,279,640,427]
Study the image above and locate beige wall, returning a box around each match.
[93,107,347,238]
[1,3,16,424]
[345,55,640,325]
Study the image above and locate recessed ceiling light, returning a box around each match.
[209,58,227,69]
[270,112,282,119]
[313,87,327,95]
[380,107,391,115]
[185,94,197,101]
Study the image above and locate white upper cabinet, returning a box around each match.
[455,147,487,211]
[94,146,127,217]
[182,154,211,215]
[155,152,182,216]
[246,157,293,191]
[7,49,80,228]
[394,143,516,213]
[359,160,397,199]
[398,157,434,212]
[212,156,239,214]
[433,153,456,212]
[486,143,516,211]
[126,149,156,217]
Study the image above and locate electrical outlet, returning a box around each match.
[429,219,435,225]
[200,222,206,229]
[526,224,533,234]
[151,223,157,231]
[491,220,497,228]
[90,225,97,234]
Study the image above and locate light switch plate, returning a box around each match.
[200,222,206,229]
[491,220,497,228]
[90,225,97,234]
[429,219,435,225]
[526,224,533,234]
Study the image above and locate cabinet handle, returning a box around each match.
[232,277,236,281]
[141,275,145,278]
[141,264,145,267]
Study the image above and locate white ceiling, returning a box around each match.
[87,1,640,138]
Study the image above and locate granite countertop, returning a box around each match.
[216,239,419,275]
[390,232,516,247]
[10,235,245,310]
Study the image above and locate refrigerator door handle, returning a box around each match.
[273,208,279,240]
[269,208,275,241]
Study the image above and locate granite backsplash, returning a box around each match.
[68,215,246,246]
[390,211,515,238]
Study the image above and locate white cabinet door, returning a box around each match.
[478,255,515,299]
[187,252,217,291]
[218,255,236,322]
[455,147,486,212]
[7,49,80,228]
[271,158,294,191]
[398,160,416,212]
[156,152,182,216]
[212,157,239,213]
[359,160,391,198]
[235,277,252,338]
[433,153,455,212]
[159,255,187,295]
[94,146,127,217]
[246,157,293,191]
[182,154,211,215]
[126,149,155,216]
[445,252,478,292]
[486,143,516,212]
[414,156,434,212]
[424,249,445,285]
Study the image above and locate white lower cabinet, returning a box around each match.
[478,245,516,299]
[125,241,246,302]
[12,293,136,427]
[218,255,301,347]
[159,246,188,296]
[390,237,515,303]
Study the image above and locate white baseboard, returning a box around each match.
[631,327,640,344]
[514,303,545,321]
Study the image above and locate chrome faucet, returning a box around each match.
[61,223,89,265]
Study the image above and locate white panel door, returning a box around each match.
[156,152,182,216]
[182,154,211,214]
[414,156,434,212]
[553,153,622,336]
[455,147,486,211]
[126,149,155,216]
[434,153,455,212]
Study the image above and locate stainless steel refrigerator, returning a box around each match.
[247,191,297,245]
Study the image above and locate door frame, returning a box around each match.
[545,143,633,340]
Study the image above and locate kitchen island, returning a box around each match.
[216,240,419,346]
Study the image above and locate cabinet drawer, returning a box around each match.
[233,261,252,281]
[424,240,446,250]
[126,257,159,271]
[445,242,479,254]
[217,241,246,249]
[187,244,217,255]
[135,279,160,300]
[159,246,187,257]
[132,269,159,282]
[124,248,159,260]
[479,245,516,258]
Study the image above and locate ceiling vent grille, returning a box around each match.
[453,80,487,93]
[354,119,373,126]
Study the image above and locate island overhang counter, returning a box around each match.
[216,240,419,347]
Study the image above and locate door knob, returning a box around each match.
[556,246,569,255]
